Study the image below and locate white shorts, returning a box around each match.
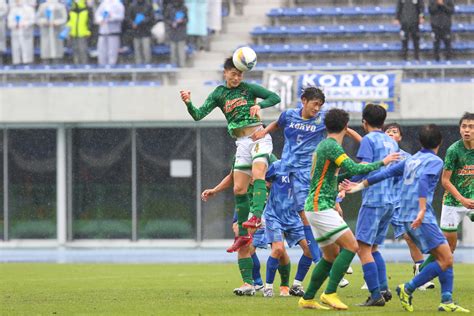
[306,209,350,247]
[234,130,273,176]
[440,204,470,232]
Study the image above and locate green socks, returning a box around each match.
[238,257,254,285]
[278,263,291,287]
[250,179,267,218]
[303,258,332,300]
[325,249,356,294]
[419,254,435,271]
[235,194,250,236]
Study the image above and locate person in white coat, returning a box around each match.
[0,0,8,64]
[37,0,67,62]
[7,0,35,65]
[94,0,124,65]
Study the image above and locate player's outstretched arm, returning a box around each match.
[201,170,233,201]
[441,169,474,209]
[339,152,399,178]
[180,89,218,121]
[345,127,362,143]
[252,120,279,141]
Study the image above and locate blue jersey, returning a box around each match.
[357,130,399,206]
[264,160,302,228]
[367,149,443,224]
[392,149,411,204]
[277,108,327,171]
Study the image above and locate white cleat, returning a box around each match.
[339,278,350,288]
[233,283,256,296]
[254,284,264,292]
[263,287,274,298]
[418,281,435,291]
[361,282,368,290]
[414,263,435,290]
[346,266,353,274]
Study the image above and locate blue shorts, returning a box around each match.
[265,219,305,248]
[356,204,394,245]
[253,227,268,249]
[403,222,447,254]
[390,206,406,239]
[290,169,311,212]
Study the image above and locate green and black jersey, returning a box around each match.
[443,140,474,207]
[185,82,280,137]
[304,138,384,212]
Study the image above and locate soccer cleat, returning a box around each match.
[289,284,305,297]
[418,281,435,291]
[298,297,330,310]
[382,289,393,302]
[226,234,252,253]
[361,282,368,290]
[438,302,470,313]
[346,266,354,274]
[339,278,350,288]
[279,286,290,296]
[233,283,255,296]
[263,287,274,298]
[242,215,262,229]
[254,284,264,292]
[356,296,386,307]
[320,292,348,310]
[414,263,435,290]
[396,284,414,312]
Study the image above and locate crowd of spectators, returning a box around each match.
[0,0,245,67]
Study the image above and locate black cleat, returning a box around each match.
[289,284,305,297]
[382,289,392,302]
[356,296,386,307]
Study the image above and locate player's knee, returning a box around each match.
[233,184,247,195]
[271,245,285,258]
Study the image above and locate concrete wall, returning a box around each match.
[0,82,472,124]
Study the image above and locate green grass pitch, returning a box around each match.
[1,263,473,315]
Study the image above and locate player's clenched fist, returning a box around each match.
[180,90,191,104]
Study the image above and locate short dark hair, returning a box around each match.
[362,104,387,128]
[459,112,474,126]
[419,124,442,149]
[301,87,325,104]
[224,57,238,71]
[383,122,403,137]
[325,108,350,133]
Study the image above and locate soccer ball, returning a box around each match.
[232,47,257,72]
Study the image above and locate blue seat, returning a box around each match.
[249,41,474,54]
[268,5,473,18]
[252,23,474,36]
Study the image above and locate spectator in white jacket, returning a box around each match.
[8,0,35,65]
[37,0,68,62]
[94,0,124,65]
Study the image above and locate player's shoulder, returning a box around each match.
[446,139,463,153]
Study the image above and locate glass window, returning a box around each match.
[8,129,56,239]
[136,128,196,239]
[71,129,132,239]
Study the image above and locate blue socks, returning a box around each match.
[266,256,279,284]
[439,267,453,303]
[373,251,388,291]
[251,253,262,286]
[295,255,312,282]
[363,262,382,300]
[406,261,443,294]
[303,225,321,263]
